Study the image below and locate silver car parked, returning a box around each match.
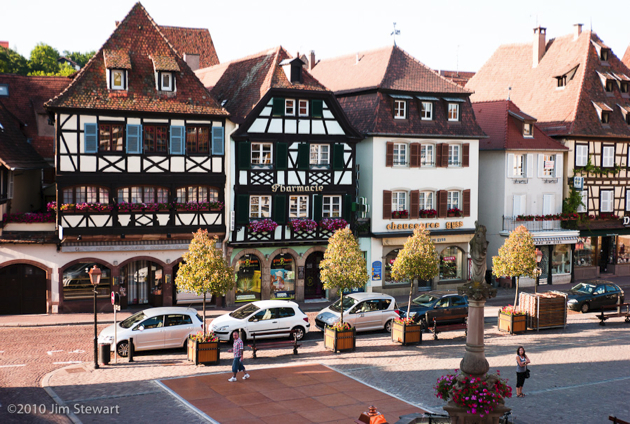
[315,293,399,332]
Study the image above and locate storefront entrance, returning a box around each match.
[600,237,614,274]
[120,260,164,307]
[0,264,46,315]
[304,252,324,299]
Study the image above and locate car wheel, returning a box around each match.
[581,303,590,313]
[291,326,306,341]
[117,341,129,358]
[420,318,428,331]
[384,320,393,333]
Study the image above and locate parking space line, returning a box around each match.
[0,364,26,368]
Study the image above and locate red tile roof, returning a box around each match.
[311,46,471,95]
[623,44,630,70]
[435,70,476,88]
[196,46,327,123]
[473,100,568,151]
[46,3,227,117]
[158,26,219,68]
[0,74,71,159]
[467,30,630,138]
[0,102,50,170]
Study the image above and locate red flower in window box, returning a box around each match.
[420,209,437,218]
[447,208,462,217]
[319,218,348,231]
[249,219,278,233]
[289,218,317,232]
[392,210,409,219]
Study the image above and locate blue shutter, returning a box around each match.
[170,126,185,155]
[84,123,98,153]
[211,126,224,155]
[126,124,142,154]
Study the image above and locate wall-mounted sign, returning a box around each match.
[624,217,630,227]
[372,261,382,281]
[544,160,555,169]
[573,176,584,190]
[271,184,324,193]
[298,266,305,279]
[386,221,464,231]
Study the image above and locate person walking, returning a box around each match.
[228,330,249,382]
[516,346,530,397]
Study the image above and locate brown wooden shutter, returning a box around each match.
[386,142,394,167]
[438,190,448,217]
[410,190,420,219]
[410,143,421,167]
[463,189,471,216]
[462,143,470,167]
[436,144,443,167]
[442,143,450,167]
[383,190,392,219]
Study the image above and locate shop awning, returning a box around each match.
[533,235,579,245]
[579,228,630,237]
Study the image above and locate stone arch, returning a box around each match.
[0,259,53,313]
[230,249,266,305]
[302,246,328,300]
[267,248,301,301]
[58,257,116,312]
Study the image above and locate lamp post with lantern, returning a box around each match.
[534,248,543,294]
[88,265,102,369]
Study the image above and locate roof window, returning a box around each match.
[555,65,579,89]
[0,84,8,97]
[152,56,180,93]
[593,102,613,124]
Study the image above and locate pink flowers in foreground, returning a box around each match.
[434,370,512,416]
[3,212,55,223]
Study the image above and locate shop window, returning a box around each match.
[575,238,595,267]
[384,249,408,285]
[440,246,464,280]
[118,186,169,203]
[270,253,296,300]
[618,237,630,263]
[186,126,209,154]
[62,262,111,300]
[63,186,109,204]
[175,186,218,203]
[235,254,262,302]
[551,245,572,275]
[120,261,163,305]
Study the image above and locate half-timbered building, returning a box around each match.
[41,3,229,313]
[197,47,362,304]
[468,24,630,281]
[312,46,485,294]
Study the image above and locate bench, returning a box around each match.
[609,415,630,424]
[248,329,301,359]
[426,315,467,340]
[596,302,630,326]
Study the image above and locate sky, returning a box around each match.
[2,0,630,73]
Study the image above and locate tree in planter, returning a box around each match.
[175,229,235,335]
[320,227,369,326]
[492,225,536,307]
[391,228,440,322]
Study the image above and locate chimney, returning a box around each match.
[532,26,547,68]
[115,21,120,27]
[309,50,316,70]
[574,23,583,40]
[184,53,200,71]
[0,41,9,49]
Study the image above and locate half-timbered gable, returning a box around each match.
[312,45,484,293]
[468,25,630,280]
[197,47,362,303]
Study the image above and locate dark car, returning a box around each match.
[397,292,468,327]
[566,281,625,313]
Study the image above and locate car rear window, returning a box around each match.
[379,299,392,310]
[452,297,467,307]
[230,303,260,319]
[278,307,296,318]
[606,285,619,293]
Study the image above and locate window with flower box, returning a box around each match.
[99,124,124,151]
[419,191,434,210]
[250,196,271,218]
[251,143,273,166]
[186,126,209,154]
[144,125,168,153]
[117,186,169,204]
[289,196,309,218]
[392,191,407,219]
[63,186,109,204]
[323,195,342,218]
[175,186,219,203]
[447,191,460,210]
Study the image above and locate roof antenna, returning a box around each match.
[391,22,400,46]
[507,86,511,101]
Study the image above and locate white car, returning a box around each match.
[210,300,310,342]
[98,307,203,357]
[315,293,399,333]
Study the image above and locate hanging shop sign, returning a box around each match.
[372,261,382,281]
[271,184,324,193]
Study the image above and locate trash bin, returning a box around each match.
[99,343,111,365]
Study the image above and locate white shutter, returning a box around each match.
[538,154,544,178]
[527,154,534,178]
[554,153,563,178]
[577,190,588,213]
[513,195,521,217]
[507,153,515,178]
[601,190,613,212]
[626,190,630,211]
[543,194,554,215]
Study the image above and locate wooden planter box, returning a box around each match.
[188,340,220,365]
[391,321,422,346]
[324,326,356,353]
[497,311,527,334]
[519,291,567,331]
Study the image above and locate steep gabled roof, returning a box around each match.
[0,74,71,159]
[196,46,327,123]
[159,25,219,68]
[310,45,470,95]
[473,100,568,151]
[623,45,630,69]
[46,2,227,117]
[467,30,630,138]
[0,102,50,170]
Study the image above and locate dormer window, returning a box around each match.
[601,48,610,61]
[103,50,131,91]
[285,99,295,116]
[556,76,567,88]
[394,100,407,119]
[605,79,615,93]
[622,82,629,94]
[554,65,578,89]
[593,101,613,125]
[448,103,459,121]
[111,69,126,90]
[602,111,611,124]
[618,105,630,125]
[159,72,173,91]
[151,55,180,93]
[420,102,433,120]
[523,122,533,137]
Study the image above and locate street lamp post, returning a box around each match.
[535,248,543,294]
[88,265,102,369]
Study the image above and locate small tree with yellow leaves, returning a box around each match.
[320,227,369,326]
[492,225,536,307]
[391,228,440,319]
[175,230,235,335]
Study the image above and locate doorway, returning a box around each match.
[600,236,615,274]
[0,264,47,315]
[304,252,325,299]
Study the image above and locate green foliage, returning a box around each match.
[0,46,29,75]
[28,43,61,75]
[62,50,96,67]
[562,187,584,214]
[175,229,235,297]
[492,225,536,306]
[574,158,621,177]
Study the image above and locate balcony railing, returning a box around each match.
[503,216,563,232]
